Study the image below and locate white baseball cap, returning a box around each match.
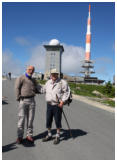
[50,69,59,74]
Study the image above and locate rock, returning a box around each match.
[76,87,81,90]
[108,98,115,101]
[92,90,103,97]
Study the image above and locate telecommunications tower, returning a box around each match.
[81,4,95,77]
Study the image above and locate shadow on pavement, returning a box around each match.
[33,128,88,141]
[2,139,35,153]
[21,139,35,147]
[33,131,48,141]
[60,129,88,141]
[2,100,8,105]
[2,129,87,153]
[2,142,17,153]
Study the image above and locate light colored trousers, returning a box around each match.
[17,97,35,138]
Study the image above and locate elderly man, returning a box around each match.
[42,69,70,144]
[15,65,40,144]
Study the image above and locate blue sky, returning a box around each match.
[2,2,115,82]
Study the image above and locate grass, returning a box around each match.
[69,82,115,97]
[69,83,115,107]
[36,79,46,85]
[101,100,115,107]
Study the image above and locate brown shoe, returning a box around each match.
[26,136,34,143]
[42,135,52,142]
[53,137,60,145]
[16,138,23,144]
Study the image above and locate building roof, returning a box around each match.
[44,45,64,52]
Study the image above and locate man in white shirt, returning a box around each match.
[42,69,70,144]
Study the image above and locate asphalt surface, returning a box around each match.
[2,79,115,160]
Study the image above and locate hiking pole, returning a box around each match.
[56,94,72,137]
[62,109,72,137]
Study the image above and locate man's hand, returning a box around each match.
[16,98,20,102]
[58,101,64,108]
[16,96,21,102]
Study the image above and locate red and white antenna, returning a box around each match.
[85,4,91,61]
[80,4,104,84]
[80,4,95,77]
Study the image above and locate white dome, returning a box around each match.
[49,39,60,46]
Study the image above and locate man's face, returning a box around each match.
[51,73,58,81]
[26,66,35,76]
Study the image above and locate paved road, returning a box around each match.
[2,79,115,160]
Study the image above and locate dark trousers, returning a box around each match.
[46,103,62,129]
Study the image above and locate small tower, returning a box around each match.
[80,4,95,77]
[44,39,64,79]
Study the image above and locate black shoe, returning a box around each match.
[42,135,52,142]
[53,137,60,145]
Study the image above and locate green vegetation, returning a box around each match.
[101,100,115,107]
[103,81,115,98]
[36,79,46,85]
[68,81,115,98]
[69,81,115,107]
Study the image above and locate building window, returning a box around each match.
[50,53,55,69]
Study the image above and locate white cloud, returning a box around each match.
[26,42,85,75]
[62,43,85,74]
[2,42,85,77]
[26,44,46,73]
[15,37,30,46]
[2,50,24,76]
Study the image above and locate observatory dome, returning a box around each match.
[49,39,60,46]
